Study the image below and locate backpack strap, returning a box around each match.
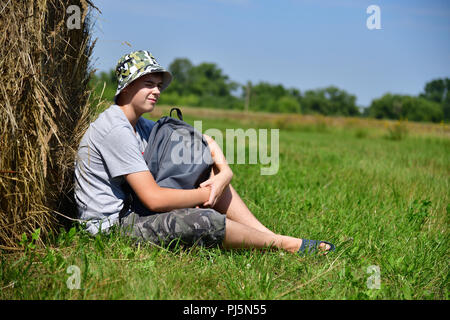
[169,107,183,121]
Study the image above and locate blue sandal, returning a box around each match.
[298,239,336,255]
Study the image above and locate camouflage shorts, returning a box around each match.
[119,208,226,248]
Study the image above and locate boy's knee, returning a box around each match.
[173,208,226,247]
[125,208,226,248]
[184,208,224,229]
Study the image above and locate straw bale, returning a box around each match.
[0,0,99,249]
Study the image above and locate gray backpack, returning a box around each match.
[144,107,213,189]
[120,108,213,216]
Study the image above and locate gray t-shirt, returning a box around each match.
[74,104,155,235]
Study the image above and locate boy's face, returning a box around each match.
[121,73,163,113]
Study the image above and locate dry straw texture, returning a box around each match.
[0,0,98,249]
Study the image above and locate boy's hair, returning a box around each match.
[114,50,172,104]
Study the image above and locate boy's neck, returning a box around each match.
[118,104,140,131]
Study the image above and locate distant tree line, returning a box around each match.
[89,58,449,123]
[363,79,449,123]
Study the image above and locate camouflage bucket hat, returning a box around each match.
[114,50,172,103]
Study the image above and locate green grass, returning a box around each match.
[1,112,449,299]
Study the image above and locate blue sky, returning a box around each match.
[89,0,450,107]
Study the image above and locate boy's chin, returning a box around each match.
[142,102,156,112]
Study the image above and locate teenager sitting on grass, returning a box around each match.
[74,50,335,255]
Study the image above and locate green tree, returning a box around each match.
[247,82,300,113]
[278,95,301,113]
[368,94,443,122]
[301,89,329,115]
[322,86,359,116]
[190,62,238,98]
[160,58,241,109]
[420,78,450,121]
[300,87,359,116]
[166,58,193,96]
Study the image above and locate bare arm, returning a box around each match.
[203,134,232,175]
[124,170,211,212]
[200,134,233,207]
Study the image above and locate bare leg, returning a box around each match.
[213,184,276,235]
[222,218,302,252]
[215,185,332,254]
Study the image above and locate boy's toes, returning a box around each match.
[319,242,331,254]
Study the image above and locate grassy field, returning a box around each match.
[1,107,449,299]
